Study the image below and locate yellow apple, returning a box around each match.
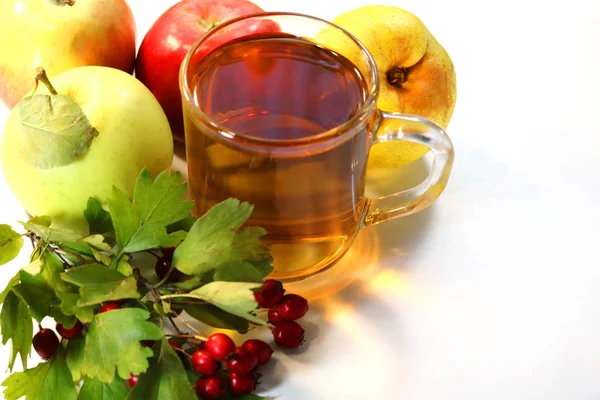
[1,66,174,232]
[330,5,457,167]
[0,0,136,109]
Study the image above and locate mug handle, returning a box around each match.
[363,111,455,226]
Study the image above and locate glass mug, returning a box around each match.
[179,12,454,281]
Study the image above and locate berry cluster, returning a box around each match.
[30,275,310,398]
[190,334,273,397]
[255,279,309,348]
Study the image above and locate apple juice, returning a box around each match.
[183,35,371,278]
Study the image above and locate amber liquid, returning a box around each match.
[184,35,371,278]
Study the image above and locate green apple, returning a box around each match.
[1,66,174,232]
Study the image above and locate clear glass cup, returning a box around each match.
[179,12,454,281]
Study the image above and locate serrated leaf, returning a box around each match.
[16,270,60,323]
[183,303,249,333]
[166,214,196,233]
[0,291,33,371]
[249,257,274,278]
[18,254,90,324]
[173,199,262,275]
[18,253,80,325]
[0,273,20,305]
[83,308,163,383]
[165,281,264,325]
[84,198,113,235]
[126,338,197,400]
[108,169,193,254]
[1,346,77,400]
[18,93,98,169]
[213,261,263,283]
[115,257,133,277]
[66,336,86,381]
[61,264,140,307]
[82,235,112,252]
[23,217,84,243]
[58,290,95,324]
[78,377,127,400]
[0,224,24,266]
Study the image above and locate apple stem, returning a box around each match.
[34,67,58,96]
[386,66,409,89]
[55,0,75,6]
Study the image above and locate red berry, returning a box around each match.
[226,347,258,375]
[56,321,83,340]
[229,372,256,395]
[278,294,309,320]
[272,321,305,349]
[128,374,139,388]
[205,333,236,361]
[254,279,285,308]
[98,302,121,313]
[242,339,273,366]
[191,349,218,376]
[268,305,284,324]
[32,328,60,360]
[195,376,226,399]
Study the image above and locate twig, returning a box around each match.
[174,313,208,338]
[165,333,208,341]
[167,315,183,335]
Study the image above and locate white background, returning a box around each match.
[2,0,600,399]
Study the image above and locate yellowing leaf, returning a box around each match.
[18,94,98,169]
[164,281,264,325]
[0,225,23,266]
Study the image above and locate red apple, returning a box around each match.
[0,0,136,109]
[135,0,279,144]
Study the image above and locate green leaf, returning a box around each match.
[66,336,86,381]
[115,257,133,277]
[108,169,193,253]
[82,234,112,252]
[0,272,20,305]
[213,261,263,283]
[84,198,113,235]
[173,275,207,291]
[250,257,274,278]
[61,264,140,307]
[18,93,99,169]
[166,214,196,233]
[23,217,84,243]
[174,199,271,276]
[17,270,60,323]
[183,303,249,333]
[1,346,77,400]
[17,254,79,325]
[0,225,24,266]
[78,377,127,400]
[166,281,264,325]
[126,338,197,400]
[83,308,163,383]
[0,291,33,371]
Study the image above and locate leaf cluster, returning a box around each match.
[0,169,272,399]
